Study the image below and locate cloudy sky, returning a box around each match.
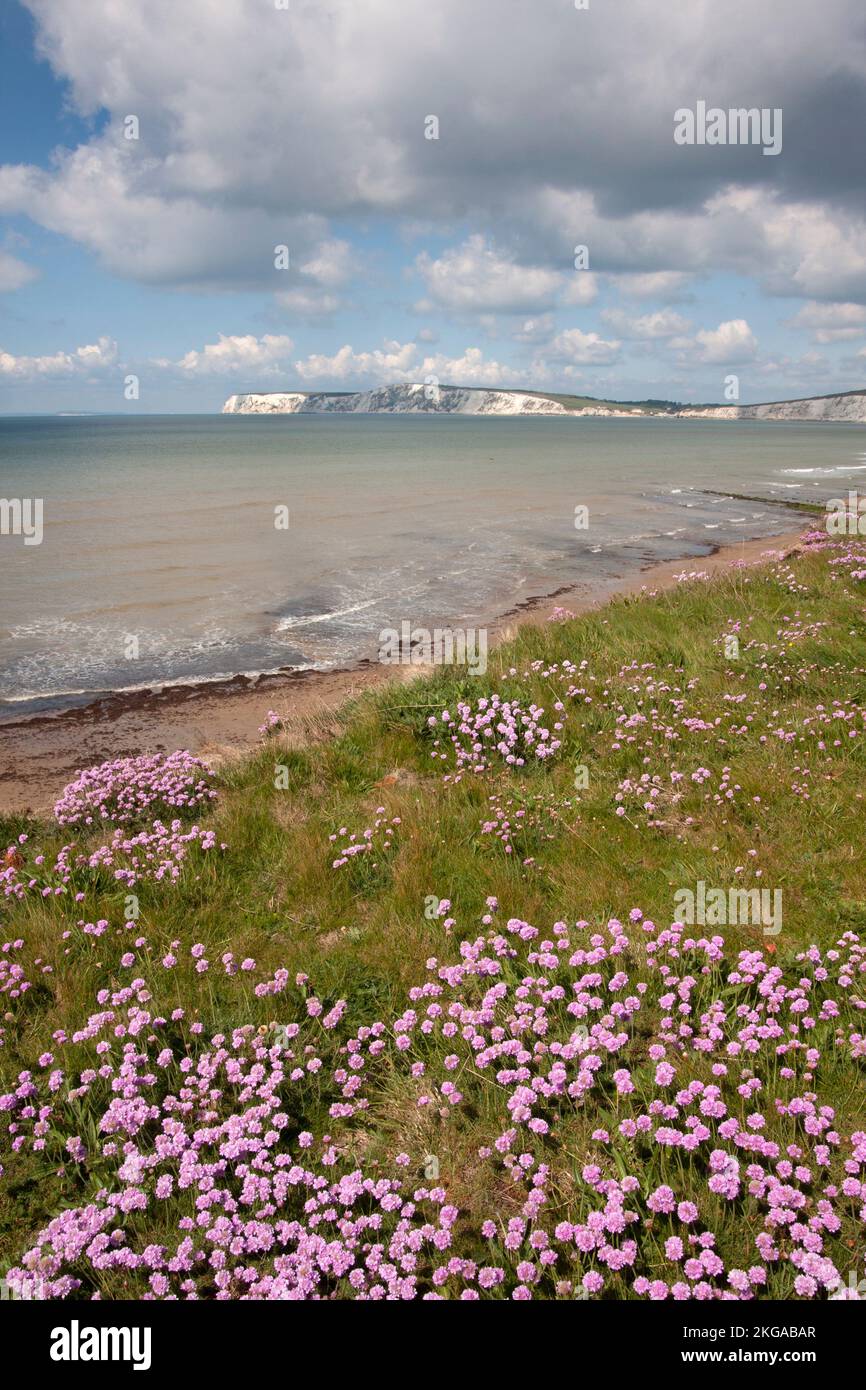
[1,0,865,412]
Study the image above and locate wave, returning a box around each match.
[275,597,381,631]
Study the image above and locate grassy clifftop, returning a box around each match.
[2,528,865,1300]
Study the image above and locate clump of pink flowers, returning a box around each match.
[0,937,50,1050]
[428,695,563,776]
[54,751,217,827]
[258,710,283,738]
[55,821,223,888]
[3,751,224,904]
[3,822,225,900]
[3,904,863,1300]
[329,810,401,869]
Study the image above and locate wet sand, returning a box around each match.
[0,528,805,815]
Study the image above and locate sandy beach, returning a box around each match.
[0,526,805,815]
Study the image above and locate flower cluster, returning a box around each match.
[258,710,283,738]
[329,810,401,869]
[55,821,223,889]
[428,695,563,777]
[2,753,224,906]
[54,751,217,827]
[479,788,565,863]
[2,905,863,1300]
[3,822,225,901]
[0,937,49,1050]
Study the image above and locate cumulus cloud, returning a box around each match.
[0,336,116,379]
[297,240,353,290]
[0,145,335,291]
[275,239,353,315]
[420,346,523,386]
[530,185,866,305]
[786,301,866,342]
[414,236,590,314]
[160,333,294,376]
[171,337,523,390]
[600,308,691,339]
[292,340,418,385]
[693,319,758,364]
[547,327,621,365]
[3,0,864,306]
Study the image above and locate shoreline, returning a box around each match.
[0,525,806,815]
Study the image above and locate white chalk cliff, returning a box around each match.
[677,392,866,423]
[223,384,574,415]
[222,383,866,422]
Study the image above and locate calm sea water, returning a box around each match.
[1,413,863,719]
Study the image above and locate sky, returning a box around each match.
[1,0,866,413]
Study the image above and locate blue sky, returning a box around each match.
[1,0,866,413]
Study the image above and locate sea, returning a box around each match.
[1,412,863,720]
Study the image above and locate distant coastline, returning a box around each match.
[223,381,866,422]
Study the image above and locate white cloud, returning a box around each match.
[0,336,116,379]
[167,333,294,376]
[693,318,758,364]
[275,239,353,315]
[0,250,38,292]
[0,144,334,291]
[600,308,691,339]
[293,340,418,384]
[414,236,580,314]
[297,240,353,290]
[0,0,860,306]
[534,186,866,305]
[0,0,859,350]
[753,197,866,303]
[420,346,520,387]
[157,334,519,390]
[561,275,599,306]
[513,314,556,344]
[786,301,866,342]
[275,289,341,315]
[547,327,621,365]
[288,339,522,388]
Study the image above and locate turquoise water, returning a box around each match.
[0,413,862,717]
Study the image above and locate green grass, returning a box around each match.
[2,531,865,1296]
[533,390,679,413]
